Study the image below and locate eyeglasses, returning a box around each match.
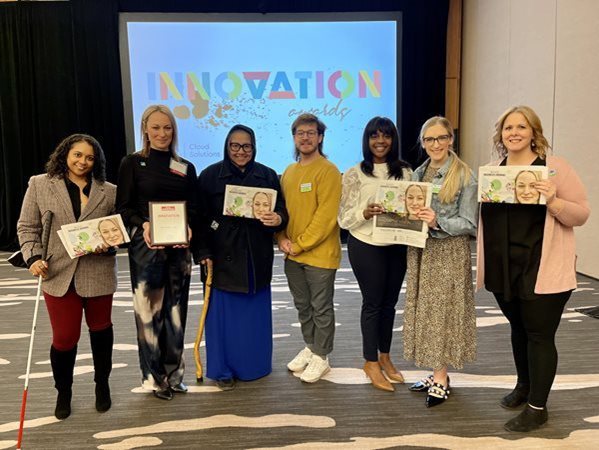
[422,135,450,145]
[229,142,253,153]
[294,130,319,138]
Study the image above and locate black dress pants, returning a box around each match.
[348,234,407,362]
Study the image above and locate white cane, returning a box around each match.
[17,211,53,450]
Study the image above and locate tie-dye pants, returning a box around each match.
[128,232,192,391]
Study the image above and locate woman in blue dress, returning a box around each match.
[196,124,288,390]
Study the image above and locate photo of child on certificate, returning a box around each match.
[223,185,278,219]
[372,180,433,248]
[478,165,549,204]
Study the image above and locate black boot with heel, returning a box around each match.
[50,346,77,420]
[90,326,113,412]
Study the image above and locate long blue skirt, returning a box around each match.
[205,287,273,381]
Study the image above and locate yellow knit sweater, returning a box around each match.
[279,155,342,269]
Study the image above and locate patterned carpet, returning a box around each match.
[1,247,598,449]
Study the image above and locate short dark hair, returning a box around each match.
[360,117,409,180]
[45,134,106,181]
[291,113,326,161]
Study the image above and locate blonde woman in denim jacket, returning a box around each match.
[403,116,478,408]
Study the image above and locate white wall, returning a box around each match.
[461,0,598,278]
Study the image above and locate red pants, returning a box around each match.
[44,287,113,351]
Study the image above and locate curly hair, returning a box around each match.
[45,134,106,181]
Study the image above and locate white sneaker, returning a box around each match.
[300,354,330,383]
[287,347,313,372]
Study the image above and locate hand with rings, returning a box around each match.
[29,259,49,278]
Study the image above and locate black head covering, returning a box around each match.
[223,124,256,177]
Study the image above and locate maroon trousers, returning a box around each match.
[44,286,113,351]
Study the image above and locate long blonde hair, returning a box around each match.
[419,116,472,204]
[139,104,180,160]
[492,105,550,159]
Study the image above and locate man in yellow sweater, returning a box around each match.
[277,113,342,383]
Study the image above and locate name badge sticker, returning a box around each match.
[300,182,312,193]
[169,159,188,177]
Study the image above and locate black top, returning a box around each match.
[481,157,546,301]
[64,177,91,220]
[116,149,199,229]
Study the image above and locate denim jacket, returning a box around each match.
[413,154,478,239]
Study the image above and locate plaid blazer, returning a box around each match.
[17,174,118,297]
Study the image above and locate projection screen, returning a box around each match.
[119,12,402,173]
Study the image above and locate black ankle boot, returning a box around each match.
[90,326,113,412]
[95,382,111,412]
[55,389,72,420]
[500,382,529,409]
[504,404,548,432]
[50,346,77,420]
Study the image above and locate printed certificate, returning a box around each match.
[149,201,188,246]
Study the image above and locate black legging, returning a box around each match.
[348,234,407,362]
[494,291,571,407]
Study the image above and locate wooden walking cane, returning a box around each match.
[194,263,213,382]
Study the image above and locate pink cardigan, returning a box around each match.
[476,155,590,294]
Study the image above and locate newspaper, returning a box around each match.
[223,185,278,219]
[57,214,130,259]
[478,165,549,204]
[372,180,433,248]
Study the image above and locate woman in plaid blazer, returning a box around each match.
[17,134,117,420]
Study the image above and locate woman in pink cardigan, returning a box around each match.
[477,105,590,432]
